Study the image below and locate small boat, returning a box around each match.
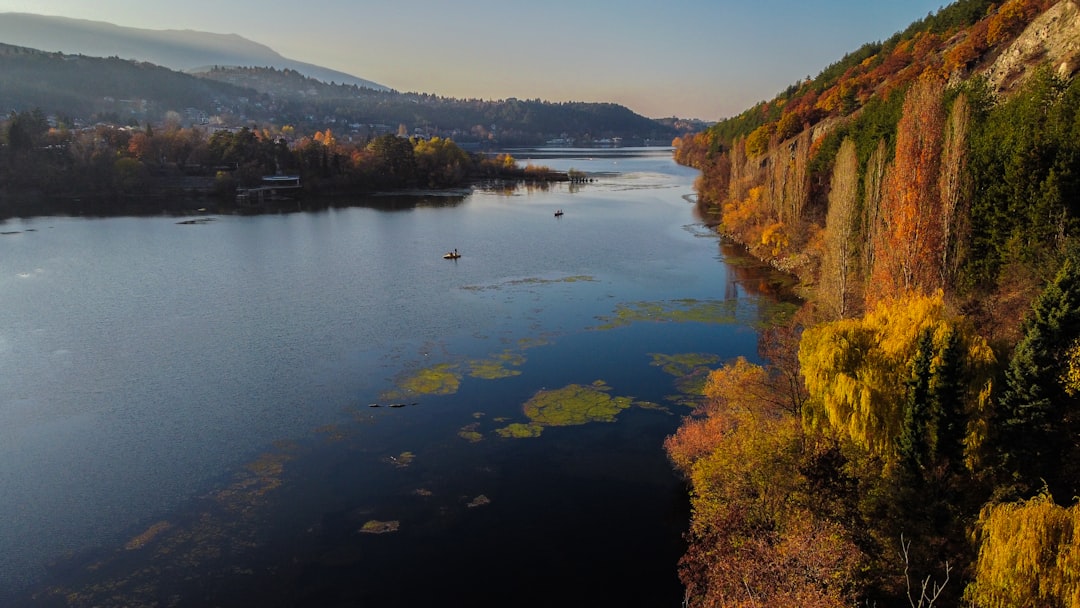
[443,250,461,259]
[554,210,564,217]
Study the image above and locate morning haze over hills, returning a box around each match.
[0,12,389,90]
[0,12,698,146]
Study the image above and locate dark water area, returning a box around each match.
[0,148,797,607]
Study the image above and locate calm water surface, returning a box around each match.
[0,148,794,606]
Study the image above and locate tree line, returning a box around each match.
[667,1,1080,606]
[0,112,563,217]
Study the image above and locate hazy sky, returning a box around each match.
[0,0,949,121]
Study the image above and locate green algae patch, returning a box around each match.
[592,299,739,329]
[314,423,347,442]
[458,423,484,442]
[124,521,173,551]
[496,381,636,438]
[382,351,529,400]
[396,363,461,396]
[384,451,415,468]
[592,298,798,330]
[360,520,400,534]
[467,351,526,379]
[634,400,670,412]
[524,382,631,426]
[462,274,598,291]
[516,336,552,350]
[381,362,462,402]
[649,352,721,408]
[496,422,544,438]
[649,352,721,377]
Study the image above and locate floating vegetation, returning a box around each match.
[649,352,720,405]
[461,274,597,291]
[591,297,797,330]
[495,422,544,438]
[124,521,172,551]
[383,350,530,400]
[525,381,631,426]
[467,351,526,380]
[390,363,460,398]
[359,520,400,534]
[634,400,670,412]
[314,424,347,442]
[666,393,704,409]
[649,352,721,377]
[593,299,739,329]
[674,370,711,398]
[496,381,641,438]
[458,423,484,443]
[385,452,415,468]
[467,495,491,508]
[42,443,301,605]
[645,352,722,409]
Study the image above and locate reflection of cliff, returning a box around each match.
[718,240,802,305]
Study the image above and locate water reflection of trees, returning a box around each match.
[720,241,801,304]
[474,179,562,196]
[348,194,468,211]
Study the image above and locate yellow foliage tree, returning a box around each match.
[820,138,860,319]
[798,291,996,467]
[745,123,774,157]
[760,221,790,258]
[965,493,1080,608]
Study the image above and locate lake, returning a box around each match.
[0,147,796,606]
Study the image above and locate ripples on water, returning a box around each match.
[0,148,796,606]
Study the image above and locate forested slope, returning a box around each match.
[669,1,1080,606]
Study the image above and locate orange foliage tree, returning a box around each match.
[868,76,947,305]
[666,355,864,608]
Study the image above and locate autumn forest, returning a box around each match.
[670,0,1080,606]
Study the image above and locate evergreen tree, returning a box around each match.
[995,256,1080,500]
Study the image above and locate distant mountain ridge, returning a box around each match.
[0,12,389,91]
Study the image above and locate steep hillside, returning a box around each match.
[677,0,1076,320]
[669,2,1080,607]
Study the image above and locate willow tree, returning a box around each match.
[965,493,1080,608]
[799,291,996,468]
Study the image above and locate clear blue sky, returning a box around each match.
[0,0,949,121]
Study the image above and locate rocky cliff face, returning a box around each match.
[983,0,1080,94]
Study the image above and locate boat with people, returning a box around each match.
[443,248,461,259]
[554,209,564,217]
